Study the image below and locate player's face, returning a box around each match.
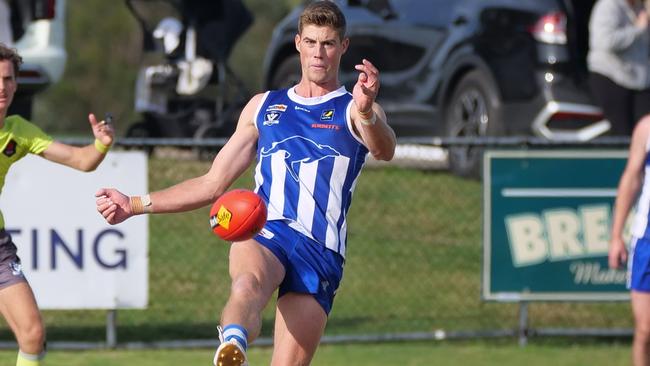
[295,24,349,87]
[0,60,17,114]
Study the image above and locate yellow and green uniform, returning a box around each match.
[0,115,53,228]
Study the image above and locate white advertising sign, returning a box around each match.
[0,151,148,309]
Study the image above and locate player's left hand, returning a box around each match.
[608,236,628,269]
[95,188,132,225]
[353,59,379,113]
[89,113,114,147]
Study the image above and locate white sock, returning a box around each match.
[223,324,248,351]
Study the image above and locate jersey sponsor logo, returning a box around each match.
[267,104,287,112]
[263,112,282,126]
[260,135,342,181]
[294,105,310,113]
[259,228,275,239]
[311,123,340,131]
[320,109,335,121]
[2,139,17,157]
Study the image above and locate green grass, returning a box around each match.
[0,340,634,366]
[0,155,633,344]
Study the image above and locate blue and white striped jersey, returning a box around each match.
[632,137,650,239]
[253,86,369,258]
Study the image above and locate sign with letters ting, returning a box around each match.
[0,151,148,309]
[483,150,629,301]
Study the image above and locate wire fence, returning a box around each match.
[0,137,634,349]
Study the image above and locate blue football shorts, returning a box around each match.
[628,237,650,292]
[254,220,344,315]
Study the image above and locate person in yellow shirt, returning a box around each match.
[0,43,114,366]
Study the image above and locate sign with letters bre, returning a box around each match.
[483,150,629,301]
[0,151,148,309]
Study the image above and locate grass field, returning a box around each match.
[0,153,634,350]
[0,340,634,365]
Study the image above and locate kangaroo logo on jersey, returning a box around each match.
[263,112,282,126]
[3,139,17,157]
[320,109,335,121]
[260,136,341,181]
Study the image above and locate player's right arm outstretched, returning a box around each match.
[609,115,650,268]
[96,93,265,225]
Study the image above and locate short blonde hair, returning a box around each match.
[299,1,347,41]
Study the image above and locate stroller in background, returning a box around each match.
[125,0,253,151]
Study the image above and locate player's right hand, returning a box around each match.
[95,188,132,225]
[89,113,115,147]
[608,236,628,269]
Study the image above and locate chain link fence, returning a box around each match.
[0,137,635,348]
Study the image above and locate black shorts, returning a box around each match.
[0,230,27,290]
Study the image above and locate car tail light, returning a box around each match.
[546,110,606,132]
[551,111,604,122]
[529,11,567,45]
[32,0,56,20]
[18,69,44,79]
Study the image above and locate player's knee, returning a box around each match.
[230,272,262,300]
[635,320,650,343]
[16,322,45,350]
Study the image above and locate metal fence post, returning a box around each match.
[518,302,528,347]
[106,309,117,349]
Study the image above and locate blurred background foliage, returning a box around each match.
[33,0,301,135]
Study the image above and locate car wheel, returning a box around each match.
[192,109,239,161]
[270,54,301,90]
[193,125,224,161]
[444,70,503,178]
[125,121,157,155]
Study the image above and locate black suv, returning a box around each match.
[262,0,602,176]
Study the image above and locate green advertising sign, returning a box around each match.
[483,150,629,301]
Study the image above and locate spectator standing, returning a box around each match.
[588,0,650,136]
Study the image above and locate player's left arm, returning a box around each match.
[351,59,396,161]
[609,115,650,268]
[40,113,114,171]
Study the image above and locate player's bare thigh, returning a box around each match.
[0,282,43,340]
[229,239,285,294]
[271,293,327,366]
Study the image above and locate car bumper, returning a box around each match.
[504,70,607,141]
